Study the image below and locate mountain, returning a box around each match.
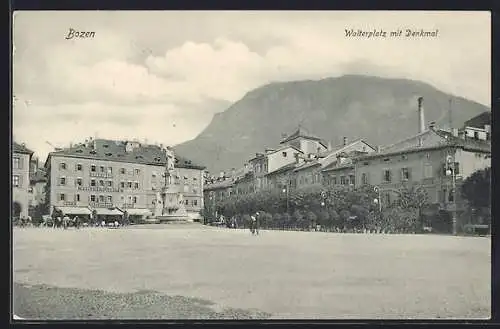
[174,75,490,174]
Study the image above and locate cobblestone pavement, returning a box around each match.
[13,225,491,320]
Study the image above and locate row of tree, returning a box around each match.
[206,184,431,233]
[204,167,491,234]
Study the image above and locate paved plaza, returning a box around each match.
[13,224,490,320]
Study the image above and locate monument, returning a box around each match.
[155,147,191,223]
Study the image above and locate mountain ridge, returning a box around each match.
[174,74,490,173]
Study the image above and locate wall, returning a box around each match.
[455,149,491,179]
[300,139,326,155]
[49,155,165,213]
[295,165,322,188]
[176,167,204,215]
[28,181,46,207]
[12,152,31,218]
[267,147,300,174]
[322,166,355,187]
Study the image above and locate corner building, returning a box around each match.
[45,139,205,221]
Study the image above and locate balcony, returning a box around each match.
[63,201,77,206]
[89,202,114,208]
[90,172,113,178]
[77,186,121,193]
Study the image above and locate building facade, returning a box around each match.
[45,138,205,220]
[12,142,34,218]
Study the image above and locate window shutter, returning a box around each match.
[407,168,412,181]
[19,158,23,169]
[18,176,22,187]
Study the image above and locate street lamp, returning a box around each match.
[373,186,382,212]
[282,186,289,214]
[445,155,458,235]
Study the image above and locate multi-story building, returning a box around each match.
[352,99,490,233]
[44,138,205,221]
[12,142,34,219]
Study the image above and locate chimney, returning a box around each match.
[429,121,436,130]
[452,128,459,137]
[294,153,300,164]
[417,97,425,134]
[231,168,236,177]
[327,141,332,151]
[484,124,491,133]
[376,146,380,153]
[343,137,348,146]
[458,130,465,140]
[281,133,287,140]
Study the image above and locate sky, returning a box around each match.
[12,11,491,162]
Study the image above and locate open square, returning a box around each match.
[13,225,490,320]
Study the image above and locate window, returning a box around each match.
[13,157,20,169]
[383,170,392,183]
[332,176,337,185]
[91,179,96,187]
[76,194,81,202]
[76,164,82,171]
[184,199,189,205]
[193,177,197,185]
[120,168,126,174]
[134,182,139,189]
[99,180,104,187]
[107,195,112,203]
[134,169,140,175]
[152,184,157,191]
[152,172,157,178]
[193,200,198,206]
[28,187,33,193]
[454,162,460,175]
[361,173,369,185]
[133,196,137,204]
[193,188,198,194]
[282,152,287,157]
[401,155,408,161]
[401,168,411,181]
[60,162,67,170]
[90,195,96,202]
[107,180,112,187]
[424,164,433,179]
[76,178,83,186]
[99,195,105,203]
[127,182,132,188]
[384,193,391,206]
[60,177,66,185]
[91,165,96,172]
[120,182,125,188]
[474,131,479,139]
[340,176,347,185]
[59,193,66,201]
[107,167,112,174]
[12,175,20,187]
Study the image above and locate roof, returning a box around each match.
[280,126,323,144]
[322,161,354,172]
[30,169,48,183]
[268,144,304,156]
[46,139,205,170]
[464,111,491,129]
[204,179,234,191]
[315,139,376,170]
[355,128,490,161]
[122,208,152,216]
[95,208,123,216]
[55,206,92,215]
[266,162,298,176]
[293,158,321,172]
[13,142,34,155]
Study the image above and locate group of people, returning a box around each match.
[47,215,82,229]
[14,216,32,227]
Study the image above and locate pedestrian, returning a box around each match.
[250,214,256,235]
[63,215,70,229]
[74,216,80,229]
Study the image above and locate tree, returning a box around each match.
[461,167,491,210]
[398,185,429,232]
[306,211,317,230]
[272,213,283,229]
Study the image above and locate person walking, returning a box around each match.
[250,214,256,235]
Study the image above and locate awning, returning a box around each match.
[124,208,152,216]
[94,208,123,216]
[55,206,92,215]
